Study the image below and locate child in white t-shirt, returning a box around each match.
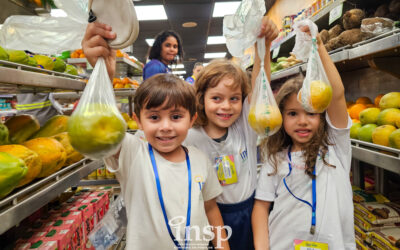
[184,16,278,250]
[252,26,355,249]
[102,74,229,250]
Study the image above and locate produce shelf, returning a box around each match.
[0,110,17,117]
[0,159,103,235]
[68,57,142,70]
[78,179,119,186]
[0,62,85,94]
[351,139,400,175]
[53,89,136,100]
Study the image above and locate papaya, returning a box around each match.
[31,115,69,139]
[33,55,55,70]
[0,144,42,187]
[23,138,66,178]
[52,132,84,166]
[64,64,78,75]
[5,115,40,144]
[0,45,9,61]
[0,152,28,199]
[0,123,9,145]
[53,57,66,73]
[27,56,38,67]
[7,50,29,65]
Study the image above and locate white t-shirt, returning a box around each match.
[104,134,222,250]
[184,98,258,204]
[255,114,356,250]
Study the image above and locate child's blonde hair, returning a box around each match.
[260,75,334,178]
[194,59,250,126]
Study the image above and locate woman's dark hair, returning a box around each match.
[148,30,183,64]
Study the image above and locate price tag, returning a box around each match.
[329,3,343,25]
[272,45,280,59]
[86,61,93,70]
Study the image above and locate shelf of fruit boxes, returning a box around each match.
[270,29,400,81]
[67,57,142,70]
[0,158,103,235]
[0,60,85,93]
[350,139,400,175]
[53,88,136,100]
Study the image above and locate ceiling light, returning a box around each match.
[207,36,226,45]
[135,5,167,21]
[213,1,241,17]
[182,22,197,28]
[145,39,155,46]
[50,9,67,17]
[172,70,187,75]
[204,52,226,59]
[172,64,185,69]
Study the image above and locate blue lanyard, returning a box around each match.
[283,145,317,235]
[148,144,192,249]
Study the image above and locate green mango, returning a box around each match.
[33,55,54,70]
[0,152,28,199]
[0,123,9,145]
[0,46,9,61]
[65,64,78,75]
[53,57,66,72]
[7,50,29,65]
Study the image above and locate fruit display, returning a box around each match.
[70,49,85,59]
[0,45,9,61]
[67,103,126,158]
[113,77,140,89]
[121,112,139,130]
[349,92,400,149]
[5,115,40,144]
[0,152,28,199]
[271,53,302,73]
[30,115,69,139]
[51,132,83,166]
[248,104,282,136]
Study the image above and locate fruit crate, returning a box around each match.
[0,158,103,234]
[351,139,400,174]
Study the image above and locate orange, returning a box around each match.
[248,104,282,136]
[122,77,130,84]
[374,94,384,107]
[79,53,86,58]
[365,104,375,108]
[349,104,367,119]
[114,83,124,89]
[70,52,79,58]
[352,119,360,124]
[356,97,373,105]
[76,49,83,54]
[346,101,355,108]
[299,80,332,113]
[116,50,124,57]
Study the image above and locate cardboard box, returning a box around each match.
[28,239,58,250]
[14,242,31,250]
[43,228,73,250]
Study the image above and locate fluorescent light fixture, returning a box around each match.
[172,64,185,69]
[213,1,241,17]
[207,36,226,45]
[135,5,167,21]
[172,70,186,75]
[145,39,155,46]
[204,52,226,59]
[50,9,67,17]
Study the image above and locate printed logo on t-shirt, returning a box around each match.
[240,148,248,162]
[194,175,205,191]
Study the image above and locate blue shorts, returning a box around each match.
[216,193,255,250]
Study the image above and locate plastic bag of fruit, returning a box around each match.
[292,19,332,113]
[248,39,282,137]
[68,57,126,159]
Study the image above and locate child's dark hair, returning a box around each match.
[260,74,334,178]
[134,74,196,119]
[148,30,183,64]
[194,59,250,126]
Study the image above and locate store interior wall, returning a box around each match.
[342,68,400,102]
[267,0,314,29]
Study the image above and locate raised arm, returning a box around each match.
[249,16,278,103]
[252,200,271,250]
[81,22,117,80]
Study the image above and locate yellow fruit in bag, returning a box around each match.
[300,80,333,113]
[248,104,282,135]
[68,103,126,156]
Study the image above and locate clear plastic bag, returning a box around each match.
[248,39,282,137]
[292,20,332,113]
[88,196,128,250]
[361,18,394,36]
[223,0,266,58]
[67,57,126,159]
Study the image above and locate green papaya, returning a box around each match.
[0,46,9,61]
[5,115,40,144]
[31,115,69,138]
[33,55,55,70]
[53,57,66,72]
[0,123,9,145]
[0,152,28,199]
[65,64,78,75]
[27,56,38,67]
[7,50,29,65]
